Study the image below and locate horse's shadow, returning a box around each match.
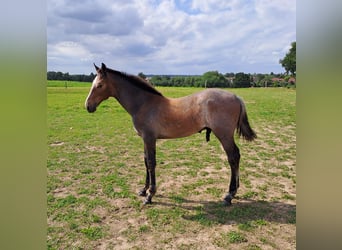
[153,195,296,225]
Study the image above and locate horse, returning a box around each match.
[85,63,257,205]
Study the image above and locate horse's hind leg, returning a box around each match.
[138,157,150,197]
[218,137,240,205]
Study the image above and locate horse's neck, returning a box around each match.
[113,78,156,116]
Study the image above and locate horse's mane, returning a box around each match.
[106,68,163,96]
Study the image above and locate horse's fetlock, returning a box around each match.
[149,185,157,194]
[143,196,153,205]
[138,188,147,197]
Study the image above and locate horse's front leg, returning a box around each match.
[142,138,157,205]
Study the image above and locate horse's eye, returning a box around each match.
[97,84,103,89]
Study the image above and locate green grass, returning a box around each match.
[80,226,104,240]
[47,80,91,88]
[47,81,296,249]
[214,230,248,248]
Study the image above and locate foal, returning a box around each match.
[85,63,256,205]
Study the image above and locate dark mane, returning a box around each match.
[106,68,163,96]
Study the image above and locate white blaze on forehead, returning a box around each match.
[85,75,99,107]
[92,75,99,87]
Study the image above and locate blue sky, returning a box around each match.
[47,0,296,75]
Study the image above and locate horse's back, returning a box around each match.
[196,88,239,108]
[202,88,236,98]
[171,88,240,118]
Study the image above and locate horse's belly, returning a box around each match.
[157,119,203,139]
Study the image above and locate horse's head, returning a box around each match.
[85,63,113,113]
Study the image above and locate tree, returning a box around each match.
[233,72,251,88]
[202,71,228,88]
[138,72,146,80]
[280,41,296,76]
[225,72,235,77]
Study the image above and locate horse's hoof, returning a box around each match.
[223,199,232,206]
[143,199,152,205]
[138,189,147,197]
[223,195,233,206]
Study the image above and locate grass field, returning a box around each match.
[47,81,296,249]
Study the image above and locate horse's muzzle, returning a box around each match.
[86,104,97,113]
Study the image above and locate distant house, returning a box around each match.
[288,77,296,84]
[225,77,235,85]
[271,77,285,83]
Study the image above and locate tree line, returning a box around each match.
[47,71,96,82]
[47,70,295,88]
[146,72,295,88]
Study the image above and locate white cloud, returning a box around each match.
[47,0,296,74]
[191,0,241,13]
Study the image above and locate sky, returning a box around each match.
[47,0,296,75]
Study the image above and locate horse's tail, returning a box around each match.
[236,96,257,141]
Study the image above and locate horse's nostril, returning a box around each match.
[86,105,96,113]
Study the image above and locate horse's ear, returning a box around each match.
[94,63,99,71]
[100,63,107,77]
[101,63,107,71]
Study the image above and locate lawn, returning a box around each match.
[47,82,296,249]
